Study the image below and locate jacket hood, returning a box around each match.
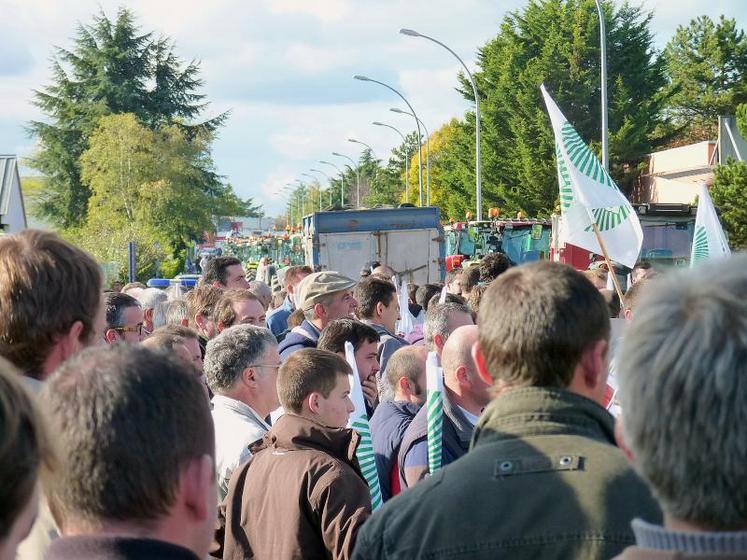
[473,386,616,448]
[253,413,360,464]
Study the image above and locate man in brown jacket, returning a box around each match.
[214,348,372,560]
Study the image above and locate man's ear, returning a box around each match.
[398,377,411,395]
[216,321,226,334]
[182,454,214,522]
[180,318,189,327]
[375,301,385,318]
[104,328,119,344]
[144,307,154,323]
[581,338,608,391]
[454,365,470,387]
[434,334,445,352]
[623,308,633,322]
[211,281,223,289]
[471,341,493,386]
[306,392,321,415]
[194,313,206,330]
[60,320,86,357]
[313,302,326,321]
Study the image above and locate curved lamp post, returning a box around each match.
[391,107,430,205]
[319,160,345,207]
[354,74,424,207]
[400,29,481,219]
[332,152,361,207]
[593,0,609,171]
[310,168,334,207]
[372,121,411,202]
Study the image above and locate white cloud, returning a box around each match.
[267,0,350,22]
[284,43,356,74]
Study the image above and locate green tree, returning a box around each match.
[369,133,420,207]
[461,0,668,217]
[27,7,227,228]
[663,16,747,142]
[711,161,747,249]
[79,113,254,272]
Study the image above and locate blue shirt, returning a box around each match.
[266,295,294,336]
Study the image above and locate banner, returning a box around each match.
[690,183,731,267]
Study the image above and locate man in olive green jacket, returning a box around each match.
[353,261,661,560]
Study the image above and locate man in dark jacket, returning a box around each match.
[278,272,358,360]
[369,345,428,501]
[215,348,371,560]
[398,325,488,488]
[353,261,661,560]
[41,345,217,560]
[355,276,410,378]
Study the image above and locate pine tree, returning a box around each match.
[27,7,228,228]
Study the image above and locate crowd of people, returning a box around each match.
[1,228,745,560]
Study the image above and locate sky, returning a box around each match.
[0,0,744,216]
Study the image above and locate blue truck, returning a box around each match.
[302,207,445,284]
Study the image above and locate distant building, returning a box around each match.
[0,156,28,233]
[215,216,275,238]
[635,116,746,204]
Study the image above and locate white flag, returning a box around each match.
[541,84,643,268]
[690,183,730,267]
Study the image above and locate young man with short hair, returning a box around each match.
[278,271,358,360]
[217,348,371,560]
[202,256,250,290]
[354,261,661,560]
[355,277,409,379]
[213,290,266,332]
[318,318,381,414]
[42,345,217,560]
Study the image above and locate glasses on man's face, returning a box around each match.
[247,363,282,371]
[114,323,144,335]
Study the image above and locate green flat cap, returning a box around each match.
[297,271,357,311]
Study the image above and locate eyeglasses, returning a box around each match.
[113,323,144,335]
[248,363,282,371]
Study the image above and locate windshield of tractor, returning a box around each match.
[639,219,695,265]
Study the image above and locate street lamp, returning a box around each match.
[372,121,411,202]
[347,138,377,160]
[593,0,609,171]
[400,28,482,219]
[310,168,334,207]
[320,160,345,207]
[301,173,323,211]
[354,74,424,207]
[332,152,361,207]
[391,108,430,205]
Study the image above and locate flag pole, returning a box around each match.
[589,220,626,306]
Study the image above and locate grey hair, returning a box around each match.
[618,254,747,529]
[136,287,168,310]
[302,294,334,322]
[164,299,190,326]
[248,280,272,310]
[424,302,471,351]
[204,324,277,394]
[152,301,170,330]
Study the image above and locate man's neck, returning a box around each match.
[445,385,483,417]
[64,519,195,554]
[666,515,747,533]
[221,390,268,419]
[309,318,325,332]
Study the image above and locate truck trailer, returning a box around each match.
[302,207,445,284]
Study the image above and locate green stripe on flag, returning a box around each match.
[561,122,614,188]
[692,225,709,264]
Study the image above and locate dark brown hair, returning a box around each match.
[277,349,352,414]
[283,265,313,288]
[354,277,397,319]
[0,358,53,538]
[462,266,481,294]
[478,261,610,388]
[41,345,214,527]
[202,256,242,286]
[0,230,103,377]
[213,289,262,328]
[478,252,512,283]
[317,319,380,354]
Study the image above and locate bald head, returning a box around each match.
[442,325,491,413]
[371,265,396,279]
[442,325,479,384]
[385,345,429,403]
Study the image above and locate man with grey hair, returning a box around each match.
[424,301,474,356]
[164,298,190,327]
[614,254,747,559]
[136,287,168,336]
[204,324,281,500]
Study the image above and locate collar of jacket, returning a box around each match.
[443,387,475,445]
[473,386,615,448]
[46,535,200,560]
[360,319,399,340]
[211,395,270,430]
[255,413,361,465]
[291,320,321,342]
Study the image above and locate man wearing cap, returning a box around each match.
[278,271,358,361]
